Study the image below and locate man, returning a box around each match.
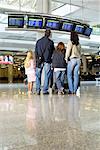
[35,29,55,95]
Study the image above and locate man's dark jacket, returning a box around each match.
[35,36,54,64]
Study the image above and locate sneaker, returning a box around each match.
[62,89,65,95]
[58,91,62,95]
[58,90,65,95]
[68,91,74,95]
[36,91,40,95]
[43,92,49,95]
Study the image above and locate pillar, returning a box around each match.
[35,0,50,86]
[8,64,13,83]
[82,55,87,73]
[36,0,49,14]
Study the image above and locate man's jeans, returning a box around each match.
[54,71,65,91]
[36,63,51,93]
[67,58,80,93]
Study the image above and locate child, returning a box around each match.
[52,42,66,95]
[24,50,36,94]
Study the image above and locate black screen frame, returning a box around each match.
[61,21,75,32]
[27,16,43,29]
[44,18,61,30]
[8,16,24,28]
[83,27,93,36]
[74,24,85,34]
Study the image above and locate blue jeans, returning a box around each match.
[67,58,80,93]
[54,71,65,91]
[36,63,51,93]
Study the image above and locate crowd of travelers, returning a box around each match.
[24,29,81,95]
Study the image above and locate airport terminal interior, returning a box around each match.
[0,0,100,149]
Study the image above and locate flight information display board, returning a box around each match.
[61,22,74,31]
[27,17,43,28]
[45,19,60,30]
[75,25,85,34]
[84,27,93,36]
[8,16,24,28]
[7,14,92,37]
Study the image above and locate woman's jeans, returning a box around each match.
[54,71,65,91]
[36,63,51,93]
[67,58,80,93]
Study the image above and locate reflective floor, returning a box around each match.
[0,84,100,150]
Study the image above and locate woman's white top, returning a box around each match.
[65,41,81,62]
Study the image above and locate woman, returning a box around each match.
[52,42,66,95]
[66,31,81,94]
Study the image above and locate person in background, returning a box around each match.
[5,55,8,62]
[66,31,81,94]
[9,55,13,63]
[24,50,36,94]
[35,29,55,95]
[52,42,66,95]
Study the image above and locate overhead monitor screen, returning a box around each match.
[28,17,43,28]
[45,19,60,30]
[62,22,74,31]
[8,16,24,28]
[0,55,13,64]
[75,25,84,34]
[84,27,92,36]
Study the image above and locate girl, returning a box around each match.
[24,50,36,94]
[52,42,66,95]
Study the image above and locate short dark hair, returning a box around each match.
[45,28,51,37]
[70,31,79,46]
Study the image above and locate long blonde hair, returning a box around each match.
[24,50,35,68]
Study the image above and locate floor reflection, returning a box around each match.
[0,84,100,150]
[67,95,80,128]
[26,95,37,134]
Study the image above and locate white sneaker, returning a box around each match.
[58,90,65,95]
[76,87,80,97]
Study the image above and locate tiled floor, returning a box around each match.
[0,84,100,150]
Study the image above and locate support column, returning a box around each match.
[35,0,50,38]
[36,0,49,14]
[35,0,50,87]
[8,64,13,83]
[82,55,87,73]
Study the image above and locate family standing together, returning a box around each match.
[24,29,81,95]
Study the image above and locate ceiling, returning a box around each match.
[0,0,100,54]
[51,0,100,25]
